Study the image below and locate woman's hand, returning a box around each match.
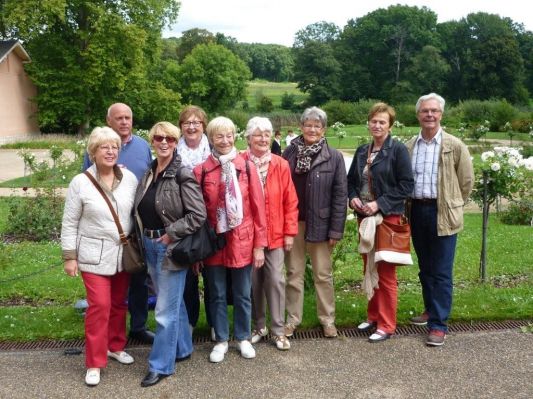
[350,197,364,211]
[361,200,379,216]
[158,233,171,245]
[253,247,265,268]
[64,259,79,277]
[284,236,294,252]
[328,238,338,248]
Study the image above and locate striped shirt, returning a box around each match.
[412,130,441,199]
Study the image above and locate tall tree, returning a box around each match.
[176,28,215,61]
[1,0,180,133]
[176,43,251,113]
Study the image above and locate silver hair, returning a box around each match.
[107,103,132,118]
[244,116,273,138]
[87,126,121,162]
[300,106,327,128]
[415,93,446,113]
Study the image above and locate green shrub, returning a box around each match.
[323,99,377,125]
[223,109,250,132]
[511,118,533,133]
[395,103,418,126]
[499,198,533,225]
[257,95,274,113]
[281,92,296,110]
[5,188,64,241]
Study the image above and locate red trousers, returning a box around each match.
[361,214,400,334]
[81,271,130,368]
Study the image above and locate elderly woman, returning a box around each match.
[177,105,213,336]
[193,116,267,363]
[133,122,206,387]
[347,103,414,342]
[283,106,347,339]
[61,127,138,386]
[242,117,298,351]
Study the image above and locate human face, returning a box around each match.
[152,133,177,163]
[301,119,325,146]
[211,129,235,155]
[94,141,119,170]
[181,115,204,148]
[248,129,272,157]
[368,112,391,144]
[417,99,443,136]
[107,104,133,141]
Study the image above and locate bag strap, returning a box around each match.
[366,144,375,200]
[83,171,128,244]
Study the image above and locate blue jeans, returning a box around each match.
[143,237,193,374]
[205,265,252,342]
[410,202,457,333]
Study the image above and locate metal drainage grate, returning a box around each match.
[0,320,530,352]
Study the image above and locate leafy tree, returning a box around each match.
[176,28,215,61]
[293,21,340,48]
[404,45,451,96]
[257,95,274,113]
[1,0,181,133]
[176,43,251,113]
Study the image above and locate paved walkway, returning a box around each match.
[0,330,531,398]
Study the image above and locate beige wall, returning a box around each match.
[0,51,40,142]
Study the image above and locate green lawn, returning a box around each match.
[244,80,307,109]
[0,208,530,341]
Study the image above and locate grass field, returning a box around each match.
[0,206,531,341]
[244,80,307,109]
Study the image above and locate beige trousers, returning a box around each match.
[285,221,335,326]
[251,247,286,336]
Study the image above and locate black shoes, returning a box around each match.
[129,330,155,344]
[141,371,169,387]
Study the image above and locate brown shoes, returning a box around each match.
[322,324,337,338]
[426,329,446,346]
[410,311,429,326]
[284,323,297,337]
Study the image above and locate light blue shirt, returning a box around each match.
[412,129,441,199]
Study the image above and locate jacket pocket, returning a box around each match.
[77,236,103,265]
[446,198,464,230]
[319,207,331,219]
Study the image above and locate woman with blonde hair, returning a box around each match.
[61,126,138,386]
[134,122,206,387]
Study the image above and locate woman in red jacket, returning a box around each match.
[193,116,267,363]
[242,117,298,351]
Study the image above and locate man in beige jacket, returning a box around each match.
[405,93,473,347]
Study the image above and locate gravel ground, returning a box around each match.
[0,330,531,399]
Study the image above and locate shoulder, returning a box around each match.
[132,135,151,149]
[121,167,138,183]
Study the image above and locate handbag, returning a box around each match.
[365,145,413,265]
[171,220,226,266]
[83,171,145,273]
[169,166,226,267]
[375,216,413,265]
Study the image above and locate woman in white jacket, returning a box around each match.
[61,127,139,386]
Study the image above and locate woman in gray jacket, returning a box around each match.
[133,122,206,387]
[61,127,138,386]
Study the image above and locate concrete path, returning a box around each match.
[0,330,531,398]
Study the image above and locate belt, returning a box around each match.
[412,198,437,204]
[143,228,165,239]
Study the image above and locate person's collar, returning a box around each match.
[416,128,442,144]
[121,134,133,146]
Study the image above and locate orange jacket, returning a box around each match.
[242,152,298,249]
[193,154,267,268]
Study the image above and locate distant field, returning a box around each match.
[244,80,307,109]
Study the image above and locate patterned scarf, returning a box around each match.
[294,135,325,174]
[247,149,271,188]
[211,147,243,233]
[177,134,211,170]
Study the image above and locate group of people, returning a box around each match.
[61,92,473,387]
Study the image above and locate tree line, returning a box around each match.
[1,1,532,133]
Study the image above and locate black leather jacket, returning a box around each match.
[347,135,414,216]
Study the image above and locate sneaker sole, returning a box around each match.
[426,340,445,347]
[410,321,428,326]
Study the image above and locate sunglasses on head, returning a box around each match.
[153,135,177,144]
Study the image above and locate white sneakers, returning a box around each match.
[107,350,134,364]
[209,340,257,363]
[236,340,256,359]
[85,368,100,386]
[209,341,229,363]
[251,327,269,344]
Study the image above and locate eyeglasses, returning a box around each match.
[302,124,323,130]
[99,145,119,152]
[419,109,442,115]
[182,121,202,128]
[251,133,271,139]
[153,135,177,144]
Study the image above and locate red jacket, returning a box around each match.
[242,152,298,249]
[193,154,267,268]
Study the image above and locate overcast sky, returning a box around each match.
[164,0,533,46]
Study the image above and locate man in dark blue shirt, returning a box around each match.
[83,103,154,343]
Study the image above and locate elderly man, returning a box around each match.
[83,103,154,343]
[405,93,473,347]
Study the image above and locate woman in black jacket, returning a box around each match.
[347,103,414,342]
